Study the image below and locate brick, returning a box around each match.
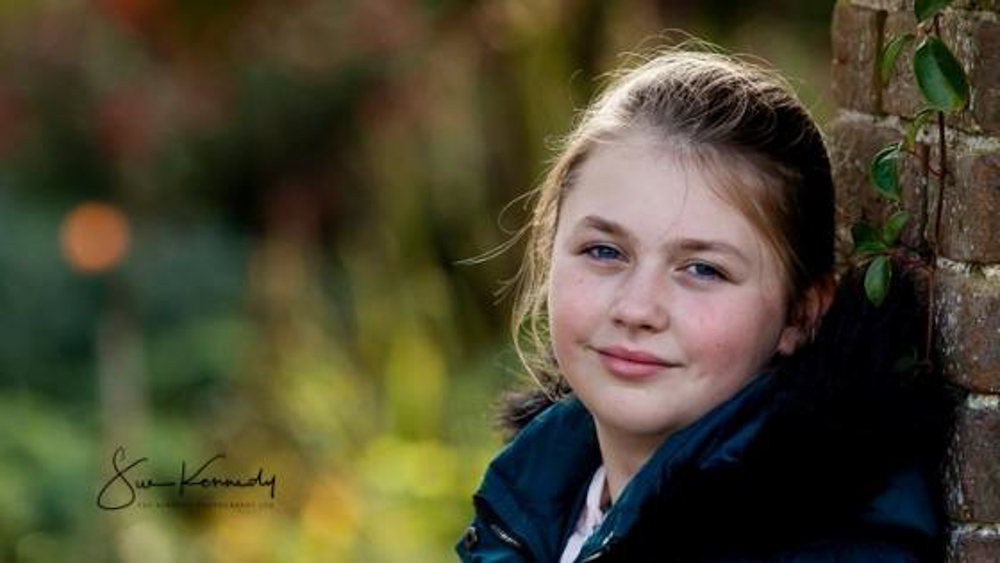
[827,120,1000,264]
[895,138,931,250]
[856,0,1000,14]
[946,399,1000,521]
[828,114,896,228]
[970,21,1000,136]
[827,113,929,249]
[851,0,909,10]
[882,10,923,119]
[939,148,1000,262]
[884,13,1000,135]
[832,2,883,113]
[935,269,1000,393]
[949,527,1000,563]
[951,0,999,11]
[943,16,1000,135]
[871,0,1000,12]
[881,12,978,130]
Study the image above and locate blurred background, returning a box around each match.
[0,1,835,561]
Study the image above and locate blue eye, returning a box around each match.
[584,245,623,261]
[685,262,724,280]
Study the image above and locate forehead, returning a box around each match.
[560,133,760,246]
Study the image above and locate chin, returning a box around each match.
[590,402,689,439]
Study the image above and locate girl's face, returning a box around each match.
[547,131,803,452]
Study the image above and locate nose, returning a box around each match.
[609,263,669,333]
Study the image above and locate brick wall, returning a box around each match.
[828,1,1000,560]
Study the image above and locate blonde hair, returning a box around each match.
[504,46,835,409]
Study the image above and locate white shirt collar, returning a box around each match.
[559,465,608,563]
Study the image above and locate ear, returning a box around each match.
[776,276,836,356]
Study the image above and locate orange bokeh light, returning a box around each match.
[60,202,132,274]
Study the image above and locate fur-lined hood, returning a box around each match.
[459,262,959,562]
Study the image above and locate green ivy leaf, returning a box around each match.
[852,222,887,257]
[914,36,970,113]
[883,210,909,245]
[856,240,890,257]
[852,222,880,245]
[881,33,915,85]
[870,143,902,201]
[905,108,936,149]
[915,0,953,23]
[865,256,892,307]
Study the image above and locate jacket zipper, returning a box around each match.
[488,522,523,549]
[473,496,532,558]
[578,531,615,562]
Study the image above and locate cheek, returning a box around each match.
[548,262,608,350]
[685,300,742,357]
[683,294,784,370]
[550,270,591,333]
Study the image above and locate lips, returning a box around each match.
[594,346,677,380]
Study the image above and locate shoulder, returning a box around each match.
[758,259,959,498]
[614,261,959,561]
[744,261,956,557]
[612,458,946,562]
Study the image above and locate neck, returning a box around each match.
[594,422,672,504]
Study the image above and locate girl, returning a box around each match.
[458,47,954,562]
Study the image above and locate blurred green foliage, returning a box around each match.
[0,0,833,561]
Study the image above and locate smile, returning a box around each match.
[594,346,678,380]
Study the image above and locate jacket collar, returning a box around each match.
[474,395,600,562]
[474,370,782,562]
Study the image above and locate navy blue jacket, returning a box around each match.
[458,265,956,562]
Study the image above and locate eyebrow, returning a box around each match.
[574,215,750,264]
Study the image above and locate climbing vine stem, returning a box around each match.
[859,0,969,364]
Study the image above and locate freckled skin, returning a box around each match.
[547,131,802,488]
